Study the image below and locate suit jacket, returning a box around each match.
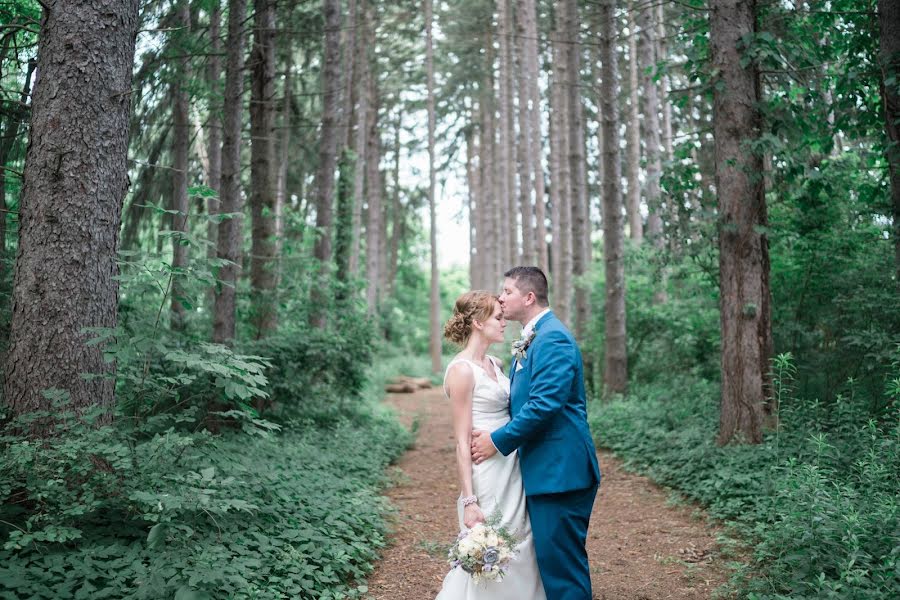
[491,311,601,496]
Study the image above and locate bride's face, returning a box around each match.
[476,302,506,344]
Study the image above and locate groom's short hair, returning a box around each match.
[504,266,549,307]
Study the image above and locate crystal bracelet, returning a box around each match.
[461,495,478,507]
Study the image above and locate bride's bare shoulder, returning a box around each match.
[444,358,475,389]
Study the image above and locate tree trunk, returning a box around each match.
[349,0,369,277]
[480,34,498,286]
[466,124,479,286]
[497,0,516,268]
[249,0,278,338]
[206,0,223,268]
[121,125,171,250]
[565,0,590,341]
[598,0,627,396]
[276,52,292,268]
[386,112,403,298]
[204,1,222,318]
[879,0,900,282]
[638,1,667,303]
[657,0,674,163]
[711,0,771,445]
[309,0,343,327]
[426,0,441,372]
[212,0,248,344]
[364,67,381,314]
[550,1,572,325]
[519,0,548,273]
[4,0,141,425]
[625,0,643,243]
[170,0,191,332]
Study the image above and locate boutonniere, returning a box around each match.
[511,329,537,361]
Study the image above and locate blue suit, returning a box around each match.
[491,311,601,600]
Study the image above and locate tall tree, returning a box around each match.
[514,12,534,265]
[550,0,572,324]
[479,34,498,286]
[638,0,667,303]
[598,0,627,395]
[348,0,369,277]
[565,0,591,341]
[309,0,343,327]
[249,0,278,337]
[879,0,900,282]
[426,0,441,373]
[364,71,381,313]
[497,0,515,268]
[710,0,772,445]
[519,0,548,273]
[4,0,141,423]
[170,0,191,331]
[213,0,249,344]
[657,1,674,162]
[625,1,643,243]
[206,1,223,271]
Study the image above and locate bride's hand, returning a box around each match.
[463,504,485,529]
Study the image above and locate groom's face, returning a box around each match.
[499,277,528,322]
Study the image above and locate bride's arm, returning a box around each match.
[445,363,485,528]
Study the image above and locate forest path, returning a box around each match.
[366,386,731,600]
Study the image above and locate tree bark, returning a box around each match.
[565,0,590,341]
[711,0,771,445]
[386,111,403,298]
[480,33,498,286]
[879,0,900,283]
[426,0,441,372]
[249,0,278,338]
[170,0,191,332]
[550,0,572,325]
[4,0,141,425]
[519,0,549,274]
[348,0,369,277]
[275,51,292,268]
[598,0,627,396]
[658,0,674,163]
[638,1,667,303]
[625,0,643,243]
[497,0,516,268]
[309,0,343,327]
[212,0,248,344]
[206,1,223,268]
[466,124,480,286]
[364,62,381,314]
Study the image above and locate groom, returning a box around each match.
[471,266,601,600]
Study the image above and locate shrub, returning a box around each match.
[589,355,900,599]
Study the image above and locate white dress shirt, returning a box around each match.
[521,307,551,339]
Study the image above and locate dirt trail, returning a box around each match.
[367,386,730,600]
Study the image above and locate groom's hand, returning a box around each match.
[471,430,497,464]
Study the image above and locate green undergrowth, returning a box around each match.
[0,354,428,599]
[589,356,900,599]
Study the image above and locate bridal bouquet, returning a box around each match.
[447,516,519,584]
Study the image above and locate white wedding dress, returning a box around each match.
[435,357,546,600]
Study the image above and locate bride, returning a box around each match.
[435,291,545,600]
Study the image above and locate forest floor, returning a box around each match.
[366,385,735,600]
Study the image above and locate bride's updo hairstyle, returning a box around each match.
[444,291,499,346]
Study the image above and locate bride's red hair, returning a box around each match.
[443,291,500,345]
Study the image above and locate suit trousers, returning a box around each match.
[526,484,599,600]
